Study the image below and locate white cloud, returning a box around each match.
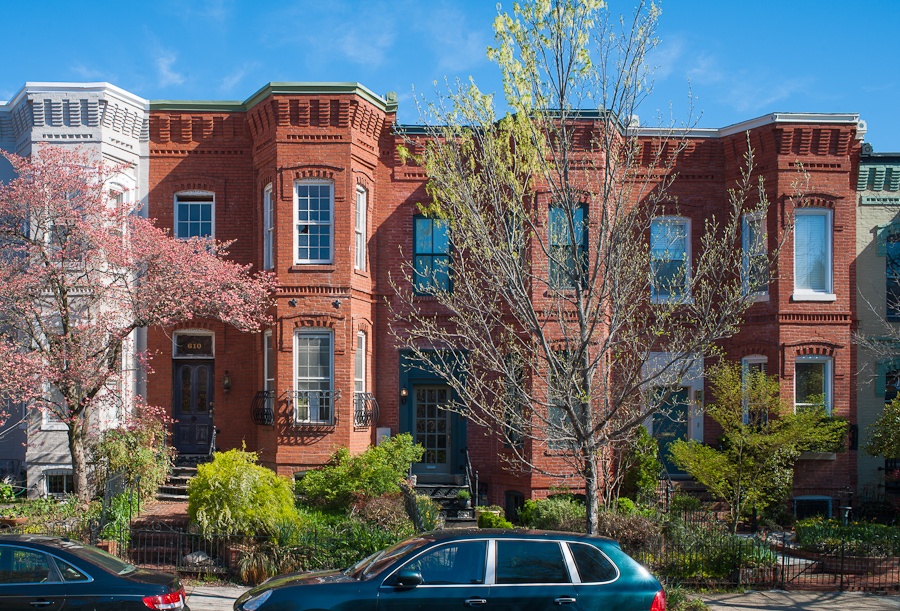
[156,53,185,87]
[70,64,117,82]
[219,62,258,93]
[648,37,684,80]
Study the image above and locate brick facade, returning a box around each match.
[144,85,863,513]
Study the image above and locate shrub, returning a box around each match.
[795,517,900,556]
[519,496,586,532]
[669,493,701,513]
[90,404,174,501]
[296,434,423,509]
[596,510,660,550]
[666,585,709,611]
[414,493,442,531]
[478,510,513,529]
[617,497,637,515]
[0,480,14,502]
[188,448,298,536]
[620,427,661,503]
[100,493,139,546]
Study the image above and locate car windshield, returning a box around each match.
[345,537,429,580]
[62,542,136,575]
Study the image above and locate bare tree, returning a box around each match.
[389,0,773,534]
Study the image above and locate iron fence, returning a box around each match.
[627,528,900,592]
[4,518,898,591]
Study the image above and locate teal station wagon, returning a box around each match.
[234,529,666,611]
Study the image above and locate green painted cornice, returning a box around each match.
[150,82,398,114]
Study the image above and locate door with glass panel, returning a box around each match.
[413,386,452,475]
[173,361,214,454]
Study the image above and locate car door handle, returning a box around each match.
[465,598,487,606]
[555,597,577,605]
[30,602,54,608]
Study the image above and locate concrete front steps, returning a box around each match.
[412,474,477,528]
[156,454,210,502]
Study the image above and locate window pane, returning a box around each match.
[651,219,687,299]
[887,232,900,320]
[795,214,827,291]
[795,361,825,406]
[495,540,569,584]
[569,543,617,583]
[400,541,486,585]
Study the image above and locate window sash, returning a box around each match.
[414,217,451,292]
[650,218,689,300]
[295,332,333,423]
[794,357,832,414]
[355,187,367,270]
[741,356,768,424]
[794,210,831,293]
[175,192,214,239]
[263,185,274,270]
[549,206,587,288]
[887,233,900,320]
[295,182,333,264]
[354,332,366,395]
[742,213,768,296]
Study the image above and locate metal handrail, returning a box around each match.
[463,447,478,507]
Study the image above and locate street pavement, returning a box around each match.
[185,585,900,611]
[703,591,900,611]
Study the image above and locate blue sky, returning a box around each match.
[4,0,898,150]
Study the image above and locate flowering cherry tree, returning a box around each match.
[0,147,274,499]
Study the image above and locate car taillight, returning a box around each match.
[143,588,186,610]
[649,589,666,611]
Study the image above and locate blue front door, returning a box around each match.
[653,386,689,476]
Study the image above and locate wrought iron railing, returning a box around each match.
[289,389,340,426]
[353,392,380,427]
[462,447,478,507]
[251,390,275,426]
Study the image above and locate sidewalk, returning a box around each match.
[186,585,249,611]
[702,591,900,611]
[183,585,900,611]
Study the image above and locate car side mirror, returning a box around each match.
[395,569,424,587]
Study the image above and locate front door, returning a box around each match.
[412,386,452,475]
[653,386,689,476]
[173,360,214,454]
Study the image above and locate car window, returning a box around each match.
[397,541,487,585]
[62,543,135,575]
[568,543,618,583]
[348,538,429,580]
[0,547,54,584]
[495,540,569,584]
[56,558,89,582]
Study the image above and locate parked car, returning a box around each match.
[0,534,188,610]
[234,529,665,611]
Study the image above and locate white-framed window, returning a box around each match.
[44,468,74,498]
[742,212,768,299]
[650,217,690,302]
[263,184,274,270]
[548,205,587,289]
[263,330,275,411]
[741,355,768,425]
[175,191,215,239]
[294,330,334,424]
[354,331,366,397]
[794,355,833,414]
[294,180,333,264]
[793,208,834,301]
[355,186,367,271]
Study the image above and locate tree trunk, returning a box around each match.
[67,421,91,501]
[584,455,600,535]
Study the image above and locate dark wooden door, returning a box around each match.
[173,361,213,454]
